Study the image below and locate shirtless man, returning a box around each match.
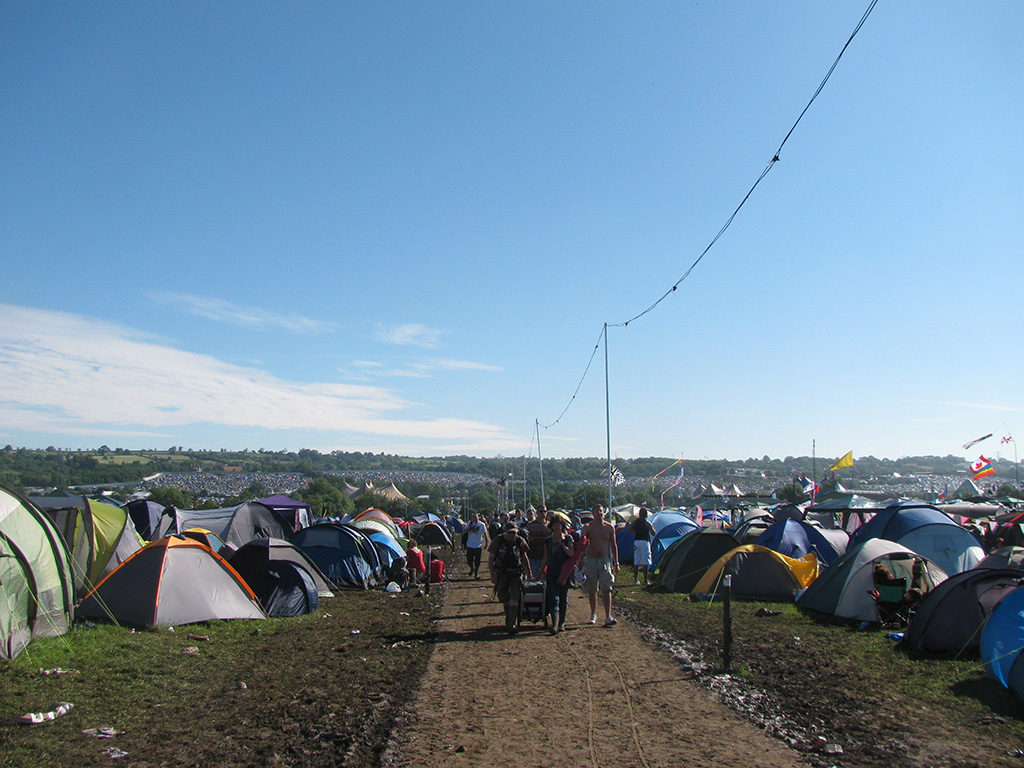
[581,504,619,626]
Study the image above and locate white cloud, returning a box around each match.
[151,292,335,334]
[0,304,513,447]
[350,357,503,379]
[376,323,443,349]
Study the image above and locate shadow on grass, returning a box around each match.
[949,674,1024,718]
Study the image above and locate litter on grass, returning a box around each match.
[17,702,73,724]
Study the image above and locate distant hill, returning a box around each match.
[0,445,1003,493]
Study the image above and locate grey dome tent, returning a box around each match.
[0,486,74,659]
[412,521,453,547]
[903,568,1024,655]
[796,538,947,623]
[228,538,334,599]
[977,546,1024,571]
[156,501,292,549]
[78,536,267,628]
[125,499,167,540]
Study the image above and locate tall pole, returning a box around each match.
[604,323,612,512]
[812,439,816,483]
[537,419,546,506]
[523,452,528,511]
[1016,439,1020,492]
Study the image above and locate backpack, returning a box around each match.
[494,538,523,574]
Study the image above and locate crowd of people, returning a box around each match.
[451,504,653,636]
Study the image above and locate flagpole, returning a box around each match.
[604,323,613,513]
[812,439,816,483]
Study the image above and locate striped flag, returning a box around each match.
[971,455,995,480]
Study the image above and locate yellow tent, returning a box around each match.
[692,545,818,600]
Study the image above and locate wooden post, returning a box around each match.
[722,575,732,673]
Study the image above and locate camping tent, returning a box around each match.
[651,519,701,568]
[353,508,402,539]
[257,494,313,532]
[368,532,406,568]
[291,523,379,589]
[904,568,1024,655]
[848,502,983,575]
[651,529,739,593]
[124,499,167,540]
[977,546,1024,571]
[796,538,947,623]
[412,521,453,547]
[228,538,334,598]
[982,585,1024,698]
[755,519,848,567]
[0,486,75,659]
[156,501,292,549]
[78,537,267,627]
[228,538,333,616]
[692,545,818,601]
[610,504,642,524]
[952,478,983,500]
[32,496,144,597]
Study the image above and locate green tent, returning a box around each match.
[651,528,739,593]
[33,496,144,598]
[0,486,75,659]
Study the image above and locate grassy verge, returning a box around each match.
[617,587,1024,768]
[0,587,442,768]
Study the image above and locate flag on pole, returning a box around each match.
[606,465,625,486]
[1002,435,1014,445]
[694,505,703,526]
[828,451,854,472]
[963,433,993,450]
[971,455,995,480]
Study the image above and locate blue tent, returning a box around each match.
[616,524,636,565]
[292,523,377,589]
[982,585,1024,694]
[755,519,847,566]
[651,519,701,567]
[368,532,405,567]
[445,517,465,533]
[849,502,983,575]
[649,511,694,534]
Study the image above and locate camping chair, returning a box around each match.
[868,579,909,626]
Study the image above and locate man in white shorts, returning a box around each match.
[581,504,619,626]
[630,507,656,586]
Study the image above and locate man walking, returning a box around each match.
[489,523,532,634]
[581,504,619,626]
[463,513,488,579]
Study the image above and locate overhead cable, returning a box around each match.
[612,0,879,328]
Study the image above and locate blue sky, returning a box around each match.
[2,2,1022,462]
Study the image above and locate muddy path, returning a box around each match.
[385,572,812,768]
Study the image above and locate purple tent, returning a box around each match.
[257,495,312,533]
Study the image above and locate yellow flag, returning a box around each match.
[829,451,854,471]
